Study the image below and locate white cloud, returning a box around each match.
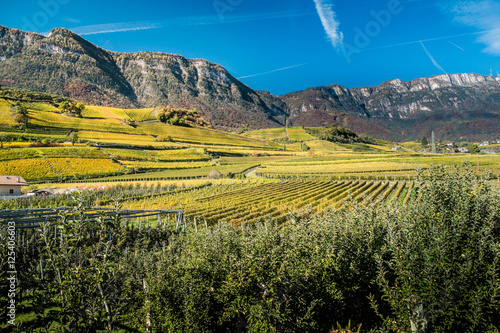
[445,0,500,55]
[313,0,343,48]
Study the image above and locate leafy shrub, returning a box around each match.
[2,163,499,332]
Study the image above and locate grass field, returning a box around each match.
[29,110,141,134]
[78,131,157,144]
[104,148,210,161]
[246,127,315,141]
[0,97,498,199]
[255,154,500,178]
[258,161,430,176]
[38,147,110,159]
[0,99,15,126]
[119,160,212,170]
[124,108,158,121]
[47,158,124,177]
[0,158,58,179]
[96,163,259,181]
[138,123,271,148]
[0,148,43,161]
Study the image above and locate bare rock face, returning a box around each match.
[281,73,500,141]
[0,25,286,131]
[0,25,498,140]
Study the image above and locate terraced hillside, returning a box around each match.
[0,96,275,148]
[0,147,123,180]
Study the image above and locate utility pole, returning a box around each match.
[431,131,436,154]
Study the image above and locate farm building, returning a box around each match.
[481,149,496,154]
[0,175,29,196]
[457,147,469,153]
[391,146,402,151]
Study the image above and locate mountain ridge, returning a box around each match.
[0,25,286,131]
[281,73,500,141]
[1,25,499,141]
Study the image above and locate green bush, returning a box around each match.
[373,164,500,332]
[2,163,499,332]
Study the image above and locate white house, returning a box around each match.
[457,147,469,153]
[0,175,29,196]
[479,141,490,147]
[391,146,402,151]
[481,149,496,154]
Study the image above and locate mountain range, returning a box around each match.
[1,25,499,141]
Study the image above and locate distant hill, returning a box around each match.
[1,25,499,141]
[0,26,286,132]
[280,74,500,141]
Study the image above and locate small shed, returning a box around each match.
[0,175,29,196]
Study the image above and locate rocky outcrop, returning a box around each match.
[281,73,500,141]
[1,25,498,139]
[0,25,286,131]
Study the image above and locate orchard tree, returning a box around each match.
[467,143,480,154]
[169,115,180,125]
[59,101,70,113]
[74,102,85,118]
[68,132,79,146]
[59,101,85,117]
[157,110,167,123]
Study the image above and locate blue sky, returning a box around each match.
[1,0,500,95]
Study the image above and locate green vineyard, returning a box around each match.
[122,180,416,226]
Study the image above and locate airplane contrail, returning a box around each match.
[237,63,308,79]
[367,31,483,51]
[44,11,314,36]
[448,41,465,52]
[419,40,446,73]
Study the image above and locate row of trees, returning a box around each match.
[0,86,70,104]
[156,107,205,126]
[58,101,85,117]
[12,102,29,128]
[307,125,376,144]
[10,101,86,131]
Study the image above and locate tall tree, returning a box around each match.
[467,143,480,154]
[0,133,7,148]
[59,101,85,117]
[14,102,29,128]
[68,132,79,146]
[421,136,428,147]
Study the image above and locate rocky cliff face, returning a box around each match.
[281,73,500,141]
[0,26,286,131]
[1,25,498,140]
